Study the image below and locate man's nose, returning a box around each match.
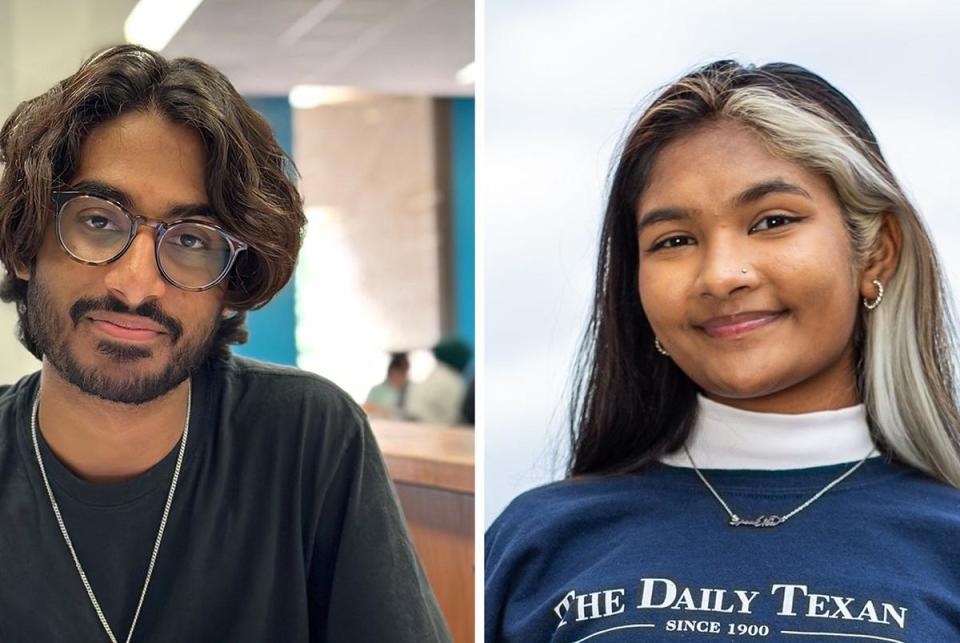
[101,228,168,307]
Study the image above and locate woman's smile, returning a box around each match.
[697,310,788,339]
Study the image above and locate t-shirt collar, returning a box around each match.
[659,393,878,470]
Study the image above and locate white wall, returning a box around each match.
[294,96,444,401]
[484,0,960,526]
[0,0,137,384]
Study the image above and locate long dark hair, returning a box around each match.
[568,60,960,483]
[0,45,305,360]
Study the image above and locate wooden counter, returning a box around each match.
[370,419,475,643]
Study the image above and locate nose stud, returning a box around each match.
[740,268,748,274]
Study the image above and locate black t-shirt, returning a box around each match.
[0,356,451,642]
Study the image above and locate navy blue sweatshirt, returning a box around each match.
[485,458,960,642]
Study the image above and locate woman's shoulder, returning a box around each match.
[870,455,960,500]
[877,458,960,522]
[495,472,637,506]
[486,472,669,550]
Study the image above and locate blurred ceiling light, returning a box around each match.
[456,62,476,86]
[124,0,205,51]
[280,0,345,46]
[289,85,365,109]
[304,206,336,224]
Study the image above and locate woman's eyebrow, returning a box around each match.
[735,179,812,205]
[637,207,693,234]
[638,180,813,233]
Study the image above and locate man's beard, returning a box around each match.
[26,270,221,405]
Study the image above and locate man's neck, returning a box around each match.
[36,362,190,484]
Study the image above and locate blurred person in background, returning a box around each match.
[0,45,449,643]
[461,377,475,426]
[364,351,409,418]
[405,336,471,425]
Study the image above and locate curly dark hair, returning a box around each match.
[0,45,305,360]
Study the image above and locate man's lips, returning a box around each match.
[87,312,166,341]
[698,311,787,338]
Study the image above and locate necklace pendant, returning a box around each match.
[729,514,783,528]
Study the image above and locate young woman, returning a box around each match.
[485,61,960,642]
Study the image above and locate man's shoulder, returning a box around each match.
[215,355,354,397]
[0,372,39,453]
[209,355,366,439]
[0,371,38,415]
[0,382,15,425]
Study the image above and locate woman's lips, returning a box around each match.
[699,311,787,339]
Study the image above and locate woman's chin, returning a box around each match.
[695,375,787,403]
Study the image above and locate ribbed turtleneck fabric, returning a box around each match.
[659,393,879,470]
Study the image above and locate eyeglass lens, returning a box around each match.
[58,195,233,289]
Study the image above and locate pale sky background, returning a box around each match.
[484,0,960,527]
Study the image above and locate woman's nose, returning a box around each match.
[695,236,758,299]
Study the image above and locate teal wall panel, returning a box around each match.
[233,96,298,366]
[451,98,475,348]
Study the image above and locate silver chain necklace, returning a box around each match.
[684,445,875,528]
[30,383,191,643]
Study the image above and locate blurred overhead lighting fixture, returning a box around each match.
[456,62,475,86]
[124,0,205,51]
[304,206,336,225]
[289,85,365,109]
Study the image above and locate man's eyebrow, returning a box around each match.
[68,179,216,221]
[165,203,218,221]
[734,179,812,205]
[69,180,134,210]
[636,207,695,234]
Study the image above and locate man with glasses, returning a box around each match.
[0,46,450,642]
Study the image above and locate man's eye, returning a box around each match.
[80,215,119,230]
[174,234,206,249]
[651,235,695,251]
[751,214,801,232]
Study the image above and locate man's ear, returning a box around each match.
[13,263,30,282]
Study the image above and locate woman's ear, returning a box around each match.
[859,213,902,297]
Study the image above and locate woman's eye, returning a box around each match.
[751,214,800,232]
[651,235,695,251]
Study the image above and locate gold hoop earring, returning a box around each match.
[863,279,884,311]
[655,338,670,356]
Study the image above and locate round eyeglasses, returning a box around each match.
[52,191,248,291]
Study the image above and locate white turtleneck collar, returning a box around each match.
[659,393,879,470]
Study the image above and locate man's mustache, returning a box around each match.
[69,296,184,343]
